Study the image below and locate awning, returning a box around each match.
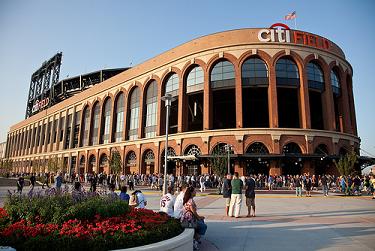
[167,155,198,161]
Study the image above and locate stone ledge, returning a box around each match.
[114,228,194,251]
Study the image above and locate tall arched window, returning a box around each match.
[307,61,325,130]
[186,66,204,131]
[276,57,300,128]
[144,81,158,138]
[90,102,100,145]
[113,92,124,142]
[81,106,90,146]
[331,68,342,131]
[242,57,269,128]
[100,98,112,144]
[163,73,179,134]
[128,87,140,140]
[210,60,236,129]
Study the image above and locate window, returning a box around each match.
[165,73,179,97]
[59,117,65,142]
[114,93,124,142]
[81,107,90,146]
[307,62,324,91]
[276,58,300,86]
[330,69,340,96]
[90,103,100,145]
[210,60,235,89]
[64,114,72,149]
[73,111,80,148]
[144,81,158,138]
[186,66,204,93]
[242,58,268,87]
[128,87,140,140]
[101,98,112,144]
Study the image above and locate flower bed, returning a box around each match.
[0,190,183,250]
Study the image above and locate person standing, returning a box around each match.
[305,175,312,197]
[160,186,175,216]
[17,176,25,194]
[29,173,36,191]
[228,172,243,218]
[55,172,63,193]
[222,174,232,216]
[321,174,329,197]
[295,175,302,197]
[42,172,50,189]
[90,173,98,192]
[245,175,256,217]
[199,175,206,193]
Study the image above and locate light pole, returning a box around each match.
[224,144,232,175]
[161,94,175,195]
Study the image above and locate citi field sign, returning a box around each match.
[32,97,50,113]
[258,23,331,50]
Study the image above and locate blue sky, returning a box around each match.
[0,0,374,160]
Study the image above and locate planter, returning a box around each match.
[115,228,194,251]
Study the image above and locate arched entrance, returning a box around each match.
[99,154,108,174]
[210,143,234,175]
[142,150,155,174]
[161,147,176,175]
[79,156,85,175]
[183,145,202,175]
[88,155,96,174]
[245,142,270,175]
[281,142,303,175]
[125,151,137,174]
[314,144,330,175]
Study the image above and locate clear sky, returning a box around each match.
[0,0,374,160]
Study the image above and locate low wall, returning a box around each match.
[115,228,194,251]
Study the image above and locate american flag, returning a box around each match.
[285,11,296,20]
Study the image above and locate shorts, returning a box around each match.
[246,197,255,207]
[225,197,231,206]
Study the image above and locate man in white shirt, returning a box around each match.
[160,186,175,216]
[173,182,188,219]
[135,190,147,208]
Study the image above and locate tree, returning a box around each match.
[209,148,228,177]
[0,159,13,175]
[47,156,63,174]
[109,151,122,175]
[335,151,358,177]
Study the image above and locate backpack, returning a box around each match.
[129,193,139,207]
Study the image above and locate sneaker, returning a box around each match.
[193,240,199,250]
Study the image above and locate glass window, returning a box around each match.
[307,62,324,91]
[81,107,90,146]
[73,111,80,148]
[186,66,204,93]
[144,81,158,138]
[114,93,124,142]
[128,87,140,140]
[276,58,300,86]
[330,69,341,96]
[165,73,179,97]
[101,98,112,144]
[90,103,100,145]
[242,58,268,87]
[210,60,235,89]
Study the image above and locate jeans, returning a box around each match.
[322,185,328,196]
[296,187,302,196]
[228,194,242,217]
[197,219,207,236]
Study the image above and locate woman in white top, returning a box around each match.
[160,186,175,216]
[173,183,188,219]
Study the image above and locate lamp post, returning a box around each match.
[224,144,232,175]
[161,94,174,195]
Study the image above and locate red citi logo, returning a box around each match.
[32,97,50,113]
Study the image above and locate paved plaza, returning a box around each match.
[1,180,374,251]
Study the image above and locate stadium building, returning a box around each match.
[5,24,359,176]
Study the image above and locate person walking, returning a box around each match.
[245,175,256,217]
[295,175,302,197]
[29,173,36,191]
[228,172,243,218]
[199,175,206,193]
[305,175,312,197]
[17,176,25,194]
[55,172,63,193]
[42,172,50,189]
[222,174,232,216]
[321,174,329,196]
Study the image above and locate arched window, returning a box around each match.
[144,81,158,138]
[330,69,340,96]
[276,58,300,86]
[88,155,96,173]
[210,60,235,89]
[165,73,179,96]
[90,102,100,145]
[307,62,324,91]
[211,143,234,155]
[282,142,302,154]
[81,106,90,146]
[246,142,269,154]
[184,144,202,156]
[126,151,137,167]
[314,144,329,155]
[113,92,124,142]
[128,87,140,140]
[101,98,112,144]
[242,58,268,87]
[186,66,204,93]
